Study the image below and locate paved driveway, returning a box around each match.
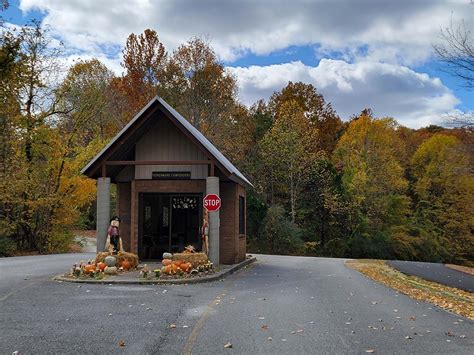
[387,260,474,293]
[0,254,473,354]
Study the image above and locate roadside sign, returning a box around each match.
[204,194,221,211]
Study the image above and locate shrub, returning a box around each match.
[322,238,347,258]
[302,241,320,256]
[47,230,75,253]
[262,205,303,255]
[0,235,16,256]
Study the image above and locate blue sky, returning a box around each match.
[3,0,472,128]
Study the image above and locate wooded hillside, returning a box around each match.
[1,24,472,263]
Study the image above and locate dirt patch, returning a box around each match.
[446,264,474,276]
[347,259,474,320]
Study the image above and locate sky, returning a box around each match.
[2,0,473,128]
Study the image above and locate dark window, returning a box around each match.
[239,196,245,235]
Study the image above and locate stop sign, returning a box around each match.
[203,194,221,211]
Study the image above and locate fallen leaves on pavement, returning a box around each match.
[346,260,474,320]
[445,264,474,276]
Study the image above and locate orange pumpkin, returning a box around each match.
[173,260,183,267]
[164,264,180,274]
[181,262,192,272]
[120,260,131,270]
[162,259,172,266]
[97,262,106,272]
[84,264,96,274]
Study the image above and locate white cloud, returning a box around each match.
[18,0,470,64]
[229,60,459,128]
[14,0,469,128]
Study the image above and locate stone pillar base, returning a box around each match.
[206,176,220,266]
[97,177,111,253]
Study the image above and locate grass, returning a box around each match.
[346,259,474,320]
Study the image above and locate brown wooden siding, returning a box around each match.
[117,182,131,251]
[135,118,208,180]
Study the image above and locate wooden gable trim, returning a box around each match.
[87,104,160,177]
[155,100,231,177]
[83,98,242,183]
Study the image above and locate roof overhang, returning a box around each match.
[81,96,253,188]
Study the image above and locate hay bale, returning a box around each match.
[117,251,139,269]
[173,252,208,267]
[95,251,139,269]
[95,252,110,264]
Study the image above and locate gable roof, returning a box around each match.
[81,96,252,188]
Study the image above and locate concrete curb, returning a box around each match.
[53,257,257,285]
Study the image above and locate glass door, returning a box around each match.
[170,195,201,253]
[139,193,201,259]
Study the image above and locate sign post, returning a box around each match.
[203,193,221,212]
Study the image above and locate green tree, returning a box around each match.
[300,158,349,247]
[260,100,319,222]
[262,205,302,254]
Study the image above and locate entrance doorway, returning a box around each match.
[138,193,202,259]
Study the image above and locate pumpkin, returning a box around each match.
[97,262,106,272]
[164,264,181,274]
[181,262,192,272]
[164,265,172,274]
[172,260,183,267]
[104,255,117,267]
[84,264,96,274]
[162,259,172,266]
[120,260,131,270]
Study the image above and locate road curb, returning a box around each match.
[53,256,257,285]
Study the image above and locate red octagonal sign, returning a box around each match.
[204,194,221,211]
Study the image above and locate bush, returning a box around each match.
[0,235,16,256]
[346,232,394,259]
[302,241,320,256]
[262,205,303,255]
[47,230,75,253]
[322,238,347,258]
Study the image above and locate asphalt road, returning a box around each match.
[0,254,473,354]
[387,260,474,293]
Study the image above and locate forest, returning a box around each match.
[1,23,473,264]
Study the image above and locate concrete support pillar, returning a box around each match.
[96,177,111,252]
[206,176,220,266]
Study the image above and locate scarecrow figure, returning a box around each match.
[201,210,209,256]
[105,216,123,254]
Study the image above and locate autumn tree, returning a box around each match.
[334,112,410,243]
[411,134,474,262]
[58,59,117,143]
[163,37,238,139]
[260,100,319,222]
[114,29,167,120]
[269,82,343,154]
[0,23,96,254]
[0,28,24,254]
